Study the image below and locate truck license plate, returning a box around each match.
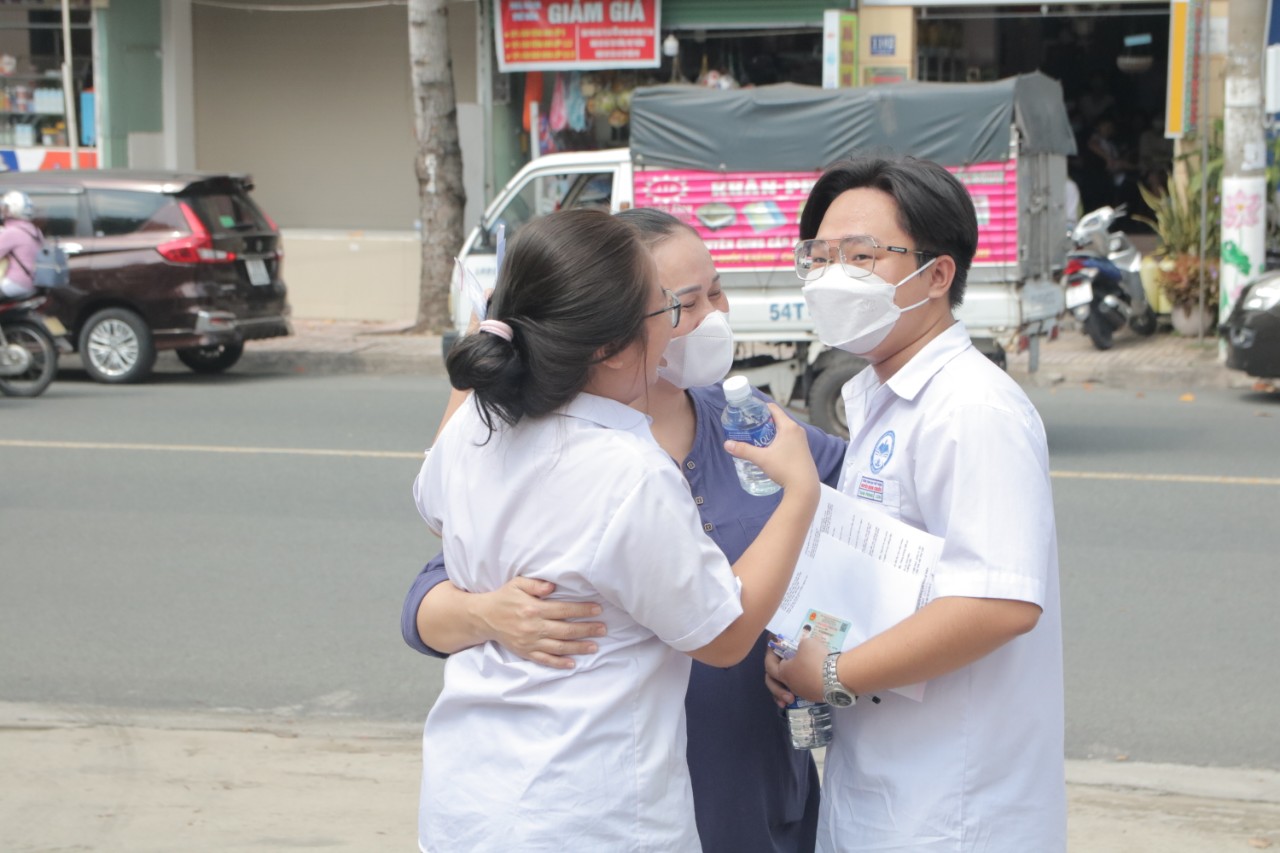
[245,258,270,286]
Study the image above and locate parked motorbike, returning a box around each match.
[1062,205,1158,350]
[0,293,60,397]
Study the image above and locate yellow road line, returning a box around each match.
[3,440,1277,485]
[0,439,421,460]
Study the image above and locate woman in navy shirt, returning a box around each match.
[402,209,846,852]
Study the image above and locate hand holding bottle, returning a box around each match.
[723,400,818,495]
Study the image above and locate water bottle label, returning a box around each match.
[724,419,776,447]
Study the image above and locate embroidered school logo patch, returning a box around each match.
[870,430,895,474]
[856,475,885,502]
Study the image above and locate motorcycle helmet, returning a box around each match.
[1,190,34,222]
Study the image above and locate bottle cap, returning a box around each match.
[723,375,751,403]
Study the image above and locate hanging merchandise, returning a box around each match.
[608,76,631,129]
[566,71,588,132]
[538,113,558,155]
[549,72,568,133]
[522,71,544,133]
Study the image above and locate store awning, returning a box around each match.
[630,72,1077,171]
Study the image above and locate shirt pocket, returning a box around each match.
[849,471,902,515]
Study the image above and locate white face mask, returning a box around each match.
[801,258,936,355]
[657,310,734,389]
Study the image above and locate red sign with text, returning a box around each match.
[496,0,660,72]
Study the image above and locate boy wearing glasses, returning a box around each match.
[769,157,1066,852]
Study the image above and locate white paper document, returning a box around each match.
[767,485,944,701]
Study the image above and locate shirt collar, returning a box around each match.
[558,392,656,444]
[883,321,974,402]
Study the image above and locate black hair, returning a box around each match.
[614,207,698,249]
[799,157,978,308]
[446,208,653,435]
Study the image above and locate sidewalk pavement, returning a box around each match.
[0,701,1277,852]
[238,317,1277,393]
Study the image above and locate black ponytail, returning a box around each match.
[447,208,654,435]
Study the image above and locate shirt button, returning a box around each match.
[703,522,714,532]
[686,460,696,470]
[694,496,704,505]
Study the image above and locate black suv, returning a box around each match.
[0,170,290,383]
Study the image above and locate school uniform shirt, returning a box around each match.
[820,322,1066,853]
[403,385,848,853]
[413,392,744,853]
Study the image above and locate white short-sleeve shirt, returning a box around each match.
[821,322,1066,852]
[413,392,743,853]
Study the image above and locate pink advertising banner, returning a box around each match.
[633,170,818,270]
[633,161,1018,270]
[949,160,1019,266]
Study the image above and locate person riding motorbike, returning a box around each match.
[0,190,43,301]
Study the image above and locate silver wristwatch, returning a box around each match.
[823,652,856,707]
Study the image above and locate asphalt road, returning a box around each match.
[1,370,1278,770]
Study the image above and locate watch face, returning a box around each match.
[827,690,855,708]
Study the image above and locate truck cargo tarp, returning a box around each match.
[630,73,1076,172]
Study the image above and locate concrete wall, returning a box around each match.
[281,230,420,323]
[191,3,419,231]
[189,1,485,323]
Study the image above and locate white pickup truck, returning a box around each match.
[453,73,1076,436]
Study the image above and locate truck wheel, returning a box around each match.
[79,308,156,384]
[177,341,244,373]
[807,360,865,440]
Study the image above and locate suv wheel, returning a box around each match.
[176,340,244,374]
[79,308,156,384]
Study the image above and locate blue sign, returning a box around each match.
[870,35,896,56]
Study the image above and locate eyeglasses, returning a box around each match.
[642,288,682,328]
[794,235,935,282]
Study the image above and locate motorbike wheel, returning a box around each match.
[1128,306,1158,336]
[0,320,57,397]
[176,340,244,374]
[1084,310,1115,351]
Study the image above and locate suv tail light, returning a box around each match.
[156,202,238,264]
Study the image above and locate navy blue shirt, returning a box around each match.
[401,386,847,853]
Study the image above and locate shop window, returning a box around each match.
[0,7,95,152]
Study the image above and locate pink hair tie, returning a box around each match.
[478,319,514,342]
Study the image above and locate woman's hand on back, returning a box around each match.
[723,403,819,495]
[474,577,607,669]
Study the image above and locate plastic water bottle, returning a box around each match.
[720,375,781,496]
[768,634,833,750]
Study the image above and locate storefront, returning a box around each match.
[489,0,854,191]
[0,0,99,171]
[863,0,1173,226]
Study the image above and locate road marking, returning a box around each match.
[0,439,422,460]
[1051,470,1280,487]
[2,440,1277,485]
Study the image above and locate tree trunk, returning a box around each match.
[408,0,466,333]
